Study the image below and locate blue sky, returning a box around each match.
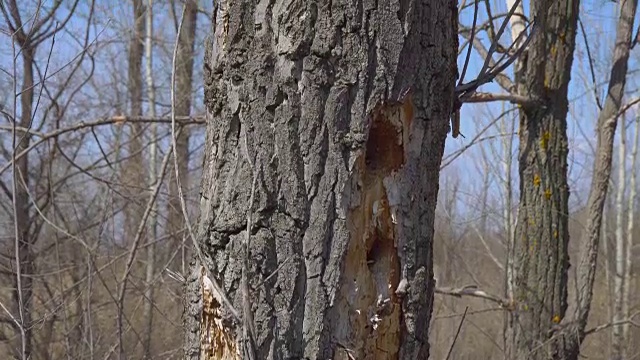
[443,0,640,227]
[1,0,638,235]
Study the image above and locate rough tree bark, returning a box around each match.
[573,1,637,359]
[506,0,579,358]
[183,0,458,359]
[507,0,638,359]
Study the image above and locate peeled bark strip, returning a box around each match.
[184,0,458,359]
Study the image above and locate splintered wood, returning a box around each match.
[335,91,414,360]
[200,266,239,360]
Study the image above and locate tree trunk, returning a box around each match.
[123,0,146,242]
[167,0,198,272]
[570,0,636,356]
[506,0,579,358]
[143,0,158,357]
[507,0,638,358]
[14,42,35,360]
[624,115,640,351]
[612,113,627,360]
[118,1,145,357]
[184,0,458,359]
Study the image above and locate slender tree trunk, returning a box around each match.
[14,42,35,360]
[183,0,458,359]
[123,0,146,243]
[612,113,627,360]
[624,116,639,347]
[571,0,636,355]
[143,0,157,357]
[504,0,525,324]
[118,1,145,357]
[506,0,527,81]
[167,0,197,272]
[506,0,579,358]
[506,0,638,358]
[602,199,613,359]
[500,106,515,301]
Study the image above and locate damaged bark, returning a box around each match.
[184,0,458,359]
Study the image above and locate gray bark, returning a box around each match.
[572,0,637,357]
[184,0,458,359]
[506,0,579,358]
[507,0,638,358]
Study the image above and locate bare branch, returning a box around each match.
[461,91,535,106]
[458,0,479,87]
[445,306,468,360]
[584,311,640,336]
[435,284,512,309]
[579,19,603,111]
[0,115,205,176]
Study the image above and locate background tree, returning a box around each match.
[435,1,640,359]
[505,0,580,357]
[167,0,198,271]
[0,1,208,358]
[507,0,637,358]
[1,1,81,357]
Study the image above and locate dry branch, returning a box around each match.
[435,285,512,309]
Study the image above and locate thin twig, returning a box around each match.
[10,20,27,360]
[461,91,534,105]
[240,124,258,360]
[0,115,205,177]
[579,18,603,111]
[445,306,468,360]
[441,107,518,169]
[115,135,174,357]
[585,311,640,336]
[434,307,503,320]
[458,0,479,87]
[456,6,537,100]
[478,0,522,79]
[256,256,292,288]
[435,285,511,309]
[483,0,498,43]
[458,18,537,98]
